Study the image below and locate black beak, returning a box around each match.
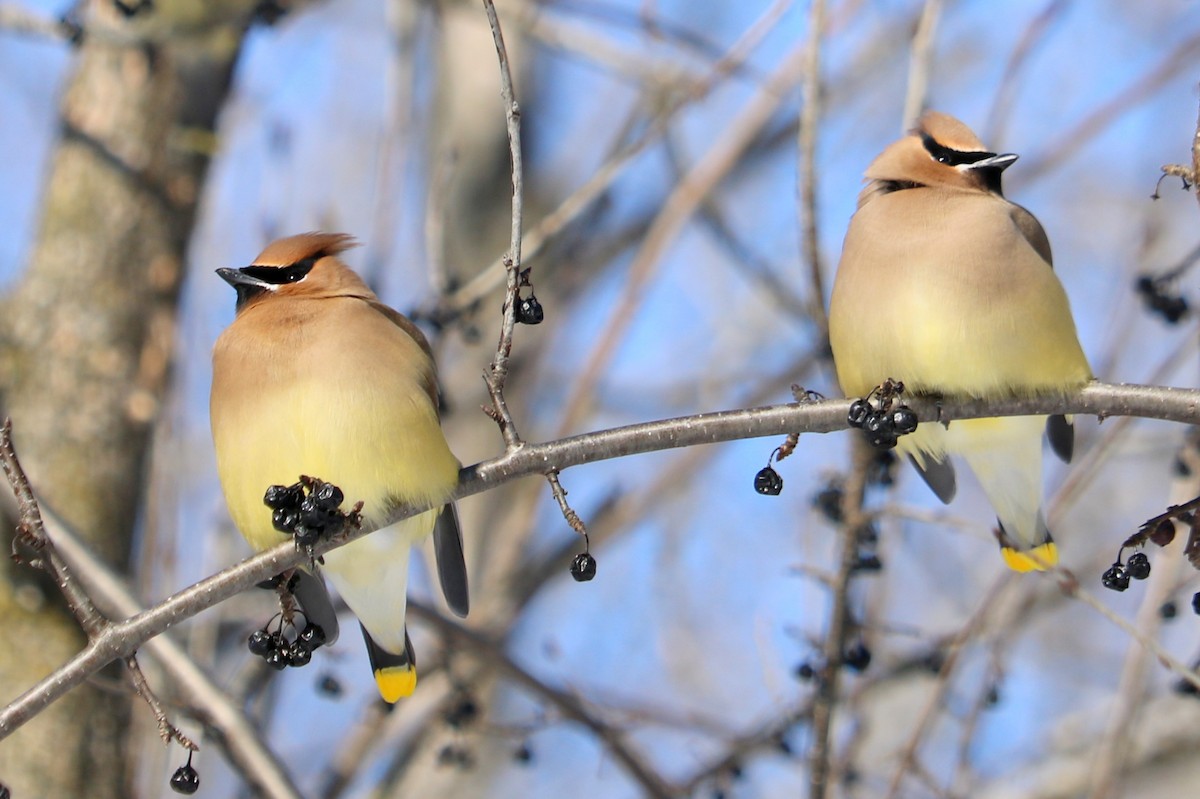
[967,152,1019,172]
[217,267,273,310]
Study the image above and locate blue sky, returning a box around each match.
[4,0,1200,796]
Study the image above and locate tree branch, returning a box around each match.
[2,381,1199,739]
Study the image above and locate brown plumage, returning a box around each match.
[211,232,467,701]
[829,112,1092,571]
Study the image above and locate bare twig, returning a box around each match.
[808,437,870,799]
[902,0,943,130]
[798,0,828,336]
[481,0,526,451]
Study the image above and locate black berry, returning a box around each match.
[1192,591,1200,615]
[318,674,344,697]
[891,406,918,435]
[754,466,783,496]
[516,295,544,325]
[299,623,327,648]
[272,507,300,534]
[311,481,344,510]
[247,629,273,656]
[1102,564,1130,592]
[286,642,312,668]
[169,757,200,795]
[853,552,883,572]
[513,743,534,764]
[847,399,870,428]
[843,641,871,672]
[793,661,815,681]
[812,483,844,523]
[570,552,597,582]
[264,483,303,510]
[1161,600,1178,620]
[265,647,289,671]
[1126,552,1151,580]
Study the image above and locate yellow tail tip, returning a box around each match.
[375,665,417,703]
[1001,541,1058,573]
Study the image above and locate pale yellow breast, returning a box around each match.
[829,187,1091,399]
[211,296,460,552]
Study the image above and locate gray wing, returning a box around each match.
[433,503,469,617]
[908,453,957,504]
[1046,414,1074,463]
[290,569,340,645]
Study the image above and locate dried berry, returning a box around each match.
[298,623,327,648]
[1150,518,1177,547]
[264,482,304,510]
[247,629,273,657]
[169,756,200,795]
[844,641,871,672]
[754,466,783,496]
[570,552,597,582]
[516,295,544,325]
[1126,552,1151,580]
[847,399,870,428]
[1102,564,1130,592]
[891,406,918,435]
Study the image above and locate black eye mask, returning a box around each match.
[239,257,317,285]
[920,132,997,166]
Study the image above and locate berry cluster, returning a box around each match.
[247,616,328,670]
[169,752,199,795]
[793,639,874,682]
[1101,551,1151,592]
[264,478,350,548]
[848,398,918,450]
[1135,274,1189,324]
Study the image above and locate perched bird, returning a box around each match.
[211,232,468,701]
[828,112,1092,571]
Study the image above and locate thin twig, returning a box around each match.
[798,0,828,336]
[808,437,870,799]
[901,0,943,130]
[481,0,525,451]
[124,655,197,751]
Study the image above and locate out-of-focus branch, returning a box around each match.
[2,381,1200,737]
[808,437,870,799]
[554,41,812,437]
[901,0,943,130]
[797,0,828,336]
[1016,31,1200,186]
[409,600,676,799]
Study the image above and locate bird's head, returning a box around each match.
[217,232,370,312]
[863,111,1018,196]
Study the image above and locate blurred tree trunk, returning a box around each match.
[0,1,258,795]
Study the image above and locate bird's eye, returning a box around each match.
[240,258,316,285]
[920,133,994,167]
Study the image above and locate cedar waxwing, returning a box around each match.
[828,112,1092,571]
[211,232,468,701]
